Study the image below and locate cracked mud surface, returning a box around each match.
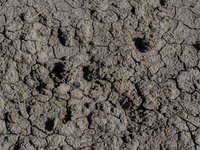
[0,0,200,149]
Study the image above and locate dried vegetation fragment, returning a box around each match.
[0,0,200,149]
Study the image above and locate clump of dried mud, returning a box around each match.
[0,0,200,149]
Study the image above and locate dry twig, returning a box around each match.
[177,113,200,128]
[26,0,56,21]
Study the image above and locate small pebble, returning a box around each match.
[61,145,73,150]
[73,82,81,88]
[158,78,162,82]
[71,117,76,121]
[171,130,176,135]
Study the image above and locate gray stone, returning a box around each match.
[73,82,81,87]
[61,144,73,150]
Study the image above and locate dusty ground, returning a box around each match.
[0,0,200,149]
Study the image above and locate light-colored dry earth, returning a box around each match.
[0,0,200,149]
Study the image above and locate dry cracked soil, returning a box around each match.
[0,0,200,149]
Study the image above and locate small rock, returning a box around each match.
[71,117,76,121]
[61,144,73,150]
[73,82,81,88]
[171,130,176,135]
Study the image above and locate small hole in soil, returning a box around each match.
[192,41,200,50]
[13,144,21,150]
[84,103,90,108]
[45,118,54,131]
[121,136,128,143]
[26,106,31,114]
[51,62,65,79]
[4,112,9,123]
[39,14,47,26]
[117,60,121,65]
[89,41,94,46]
[29,140,33,146]
[20,13,26,21]
[90,9,96,16]
[134,37,149,53]
[131,7,135,15]
[160,0,166,6]
[82,66,93,81]
[19,33,26,40]
[122,101,132,110]
[57,28,66,46]
[36,82,46,93]
[18,111,22,116]
[62,109,71,123]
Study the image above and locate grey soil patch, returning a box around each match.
[0,0,200,149]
